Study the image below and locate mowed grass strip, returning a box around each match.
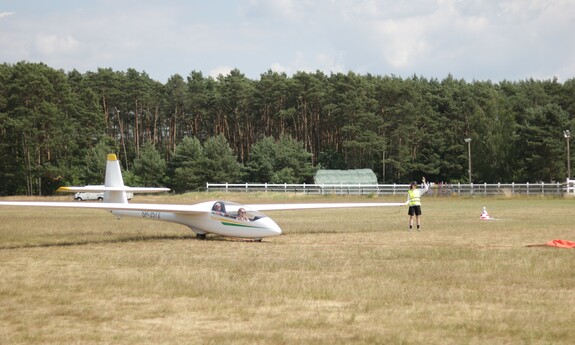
[0,194,574,344]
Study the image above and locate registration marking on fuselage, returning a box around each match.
[142,211,161,219]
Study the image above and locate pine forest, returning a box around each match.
[1,61,574,195]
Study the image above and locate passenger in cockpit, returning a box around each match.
[236,208,249,221]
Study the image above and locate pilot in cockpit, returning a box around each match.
[212,202,226,216]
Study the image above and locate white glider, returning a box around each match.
[0,154,404,240]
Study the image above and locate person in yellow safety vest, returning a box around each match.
[406,177,429,231]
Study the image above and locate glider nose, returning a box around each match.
[260,217,282,236]
[270,220,282,236]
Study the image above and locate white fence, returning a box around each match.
[206,181,573,196]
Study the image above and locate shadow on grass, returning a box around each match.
[0,233,267,250]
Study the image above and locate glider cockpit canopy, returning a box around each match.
[211,201,266,221]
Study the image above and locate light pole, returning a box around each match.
[564,130,571,179]
[464,138,472,184]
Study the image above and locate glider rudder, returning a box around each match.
[104,153,128,203]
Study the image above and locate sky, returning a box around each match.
[1,0,574,83]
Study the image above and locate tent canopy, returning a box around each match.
[314,169,378,185]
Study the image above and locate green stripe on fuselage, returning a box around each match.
[220,221,263,229]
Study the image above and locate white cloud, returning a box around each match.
[1,0,574,82]
[242,0,311,21]
[316,51,346,74]
[270,63,288,74]
[209,66,233,78]
[372,18,430,68]
[287,51,314,74]
[0,11,15,18]
[35,34,79,56]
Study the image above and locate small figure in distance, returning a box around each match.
[212,202,226,216]
[236,208,250,221]
[406,176,430,231]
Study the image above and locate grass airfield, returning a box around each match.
[0,193,574,344]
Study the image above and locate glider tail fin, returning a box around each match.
[104,154,128,203]
[56,153,170,201]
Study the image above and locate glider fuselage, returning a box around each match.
[110,201,282,238]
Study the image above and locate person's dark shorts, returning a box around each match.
[408,205,422,216]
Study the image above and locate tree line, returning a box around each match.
[1,61,574,196]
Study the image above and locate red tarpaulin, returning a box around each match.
[545,239,575,248]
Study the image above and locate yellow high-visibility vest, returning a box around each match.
[407,189,422,206]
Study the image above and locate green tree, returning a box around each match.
[185,71,216,143]
[82,140,115,185]
[0,62,83,195]
[467,81,516,182]
[213,69,256,162]
[245,136,276,182]
[275,135,316,183]
[165,74,187,153]
[0,63,21,195]
[168,136,205,192]
[201,134,243,184]
[253,70,296,150]
[246,135,316,183]
[290,71,328,160]
[516,103,569,181]
[326,72,385,174]
[132,142,166,186]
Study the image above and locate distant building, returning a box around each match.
[314,169,378,185]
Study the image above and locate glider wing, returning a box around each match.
[246,202,405,211]
[57,186,170,193]
[0,201,206,215]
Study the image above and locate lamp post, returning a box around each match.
[464,138,472,184]
[564,130,571,179]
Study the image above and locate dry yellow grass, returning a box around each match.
[0,193,574,344]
